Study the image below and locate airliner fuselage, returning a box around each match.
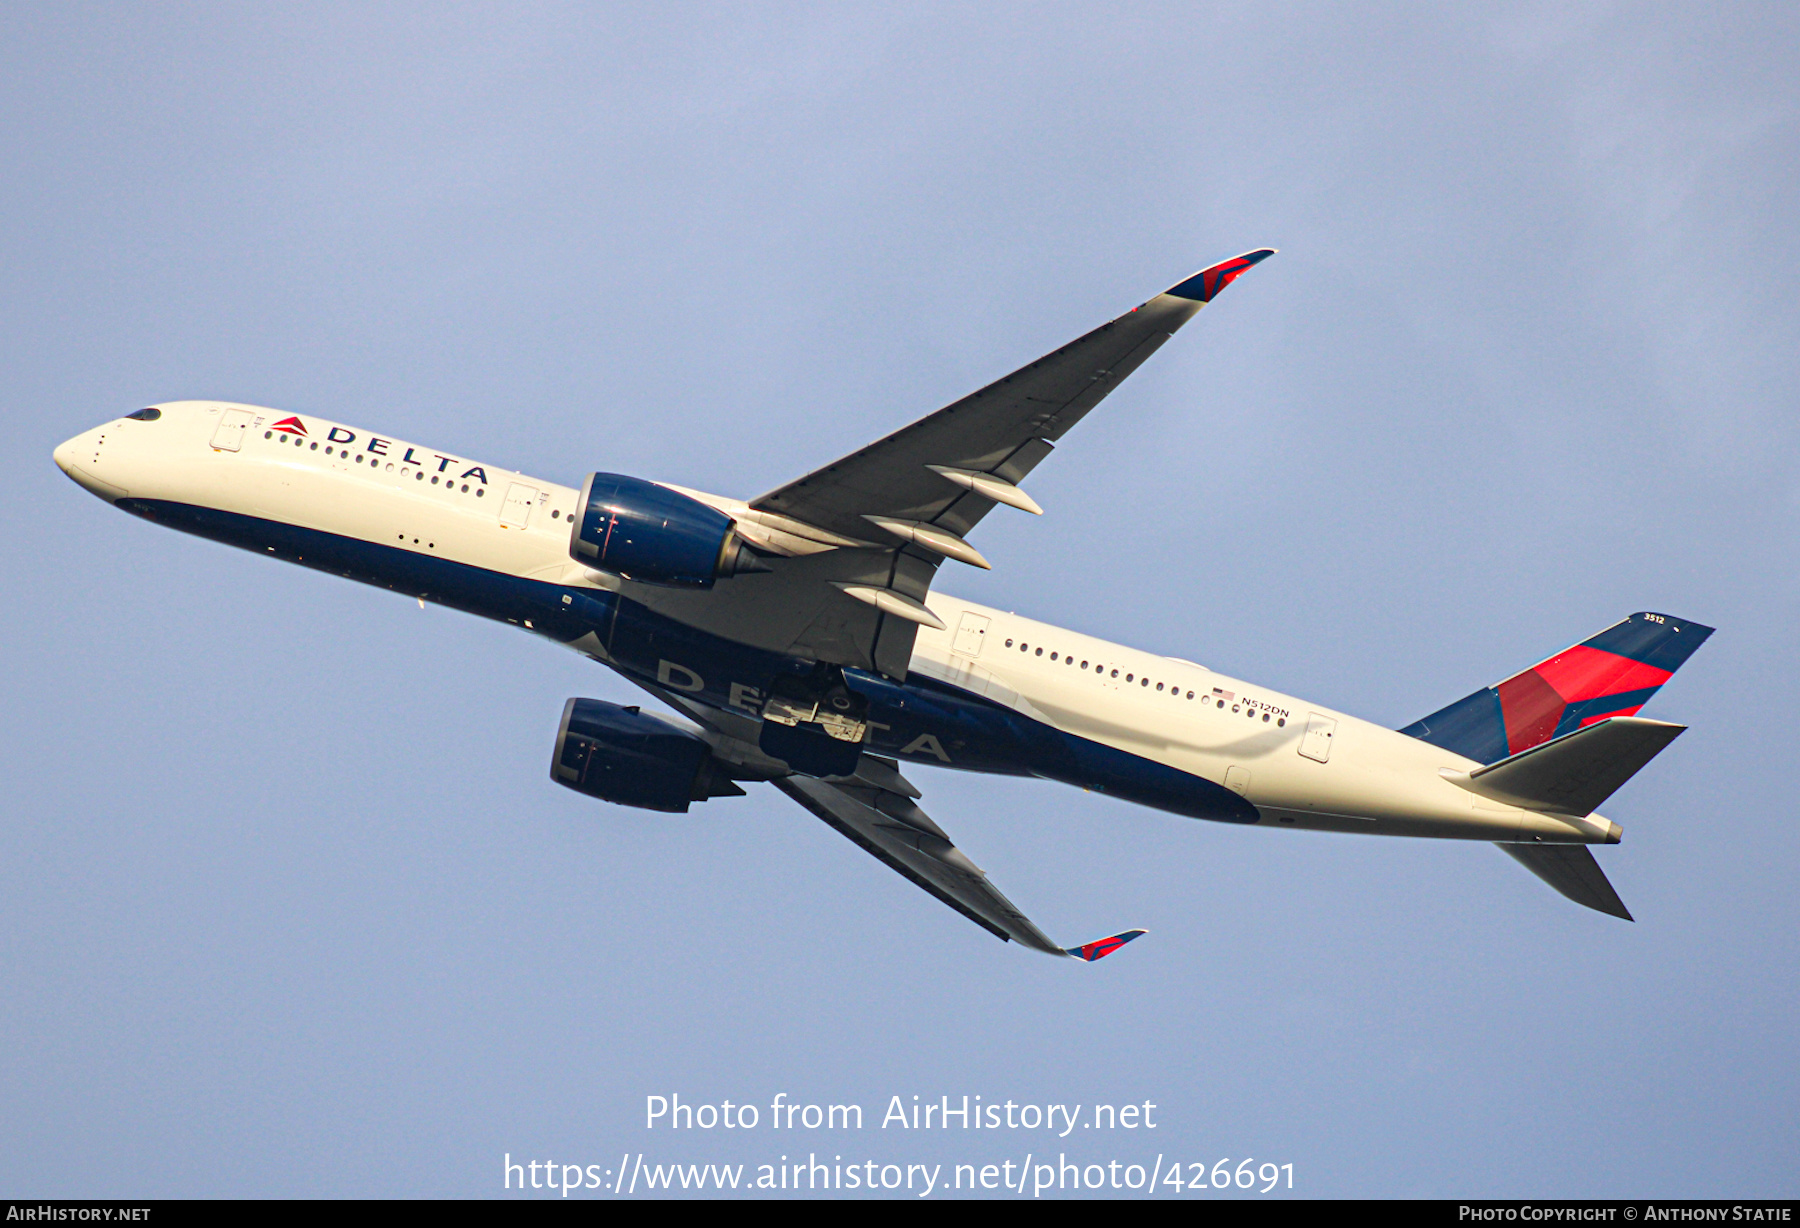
[53,255,1707,954]
[53,401,1607,843]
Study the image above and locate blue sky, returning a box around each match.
[2,3,1795,1198]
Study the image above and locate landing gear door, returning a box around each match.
[209,408,255,452]
[952,612,990,657]
[1299,713,1337,764]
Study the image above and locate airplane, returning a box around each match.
[51,250,1713,961]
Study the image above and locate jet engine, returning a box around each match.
[550,698,746,813]
[570,473,766,589]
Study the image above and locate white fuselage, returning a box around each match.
[54,401,1616,846]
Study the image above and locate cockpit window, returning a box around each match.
[124,408,161,421]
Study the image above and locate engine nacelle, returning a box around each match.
[570,472,765,589]
[550,698,745,813]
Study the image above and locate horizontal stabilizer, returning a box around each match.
[1454,716,1685,816]
[1064,930,1147,962]
[1498,843,1633,920]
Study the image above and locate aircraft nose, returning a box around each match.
[54,424,130,502]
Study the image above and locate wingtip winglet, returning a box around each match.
[1064,928,1147,962]
[1164,249,1277,303]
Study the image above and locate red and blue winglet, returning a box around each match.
[1164,249,1277,303]
[1064,929,1147,962]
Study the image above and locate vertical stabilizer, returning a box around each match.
[1402,612,1713,765]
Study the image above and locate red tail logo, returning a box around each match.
[270,416,308,436]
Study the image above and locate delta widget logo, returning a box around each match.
[270,416,308,436]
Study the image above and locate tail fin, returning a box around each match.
[1400,612,1713,765]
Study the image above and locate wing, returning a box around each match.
[774,770,1063,954]
[625,672,1144,960]
[776,768,1143,960]
[619,252,1275,683]
[752,250,1276,546]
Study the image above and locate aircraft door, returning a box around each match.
[209,408,255,452]
[500,483,538,529]
[952,612,990,657]
[1299,713,1337,763]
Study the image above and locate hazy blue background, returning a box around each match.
[3,2,1794,1199]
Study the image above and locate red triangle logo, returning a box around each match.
[270,416,308,436]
